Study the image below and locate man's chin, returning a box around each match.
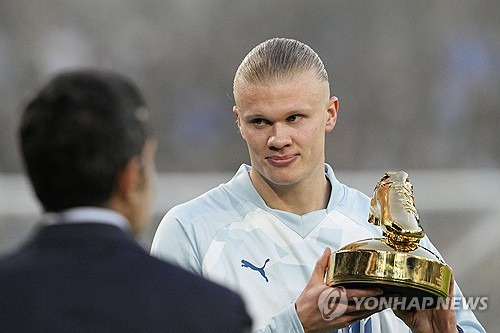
[251,165,301,186]
[265,173,300,187]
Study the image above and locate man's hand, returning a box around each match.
[295,247,386,333]
[393,274,458,333]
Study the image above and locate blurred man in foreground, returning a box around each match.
[0,70,251,332]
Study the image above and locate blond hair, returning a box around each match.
[233,38,328,92]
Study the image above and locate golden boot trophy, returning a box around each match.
[326,171,452,308]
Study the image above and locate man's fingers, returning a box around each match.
[333,309,381,328]
[448,272,455,298]
[310,247,331,283]
[342,295,393,313]
[343,287,384,299]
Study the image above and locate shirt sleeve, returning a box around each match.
[420,236,486,333]
[150,209,202,275]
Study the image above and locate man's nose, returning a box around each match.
[267,124,292,149]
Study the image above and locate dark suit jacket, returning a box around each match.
[0,223,251,332]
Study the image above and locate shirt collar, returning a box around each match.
[40,207,131,231]
[228,164,346,237]
[230,163,346,214]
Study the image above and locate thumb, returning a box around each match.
[309,247,332,284]
[448,272,455,298]
[444,271,455,308]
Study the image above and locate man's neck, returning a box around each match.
[250,170,331,216]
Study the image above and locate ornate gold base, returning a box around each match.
[326,238,452,309]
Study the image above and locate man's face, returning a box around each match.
[233,72,338,188]
[130,139,157,234]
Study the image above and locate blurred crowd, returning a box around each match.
[1,0,499,172]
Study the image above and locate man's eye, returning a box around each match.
[287,115,303,123]
[251,118,267,125]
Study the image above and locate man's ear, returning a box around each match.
[233,106,245,139]
[325,96,339,133]
[115,157,142,203]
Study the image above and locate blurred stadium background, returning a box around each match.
[0,0,498,330]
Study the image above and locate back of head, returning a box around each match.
[19,70,152,212]
[233,37,329,92]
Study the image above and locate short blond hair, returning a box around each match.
[233,38,328,92]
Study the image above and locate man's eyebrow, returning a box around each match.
[239,110,267,119]
[242,115,270,123]
[242,112,265,118]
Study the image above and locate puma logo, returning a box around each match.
[241,258,270,282]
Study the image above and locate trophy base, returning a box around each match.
[329,282,441,309]
[327,238,452,309]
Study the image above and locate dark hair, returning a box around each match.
[19,70,153,212]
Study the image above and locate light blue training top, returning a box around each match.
[151,164,485,333]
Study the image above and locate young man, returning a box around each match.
[0,70,251,332]
[151,38,485,332]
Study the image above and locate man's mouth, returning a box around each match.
[266,155,299,167]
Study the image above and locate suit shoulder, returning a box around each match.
[147,254,247,307]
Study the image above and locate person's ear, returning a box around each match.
[115,156,142,203]
[233,106,245,139]
[325,96,339,133]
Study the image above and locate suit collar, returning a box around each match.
[27,223,144,253]
[40,207,131,231]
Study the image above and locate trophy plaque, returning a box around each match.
[326,171,452,308]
